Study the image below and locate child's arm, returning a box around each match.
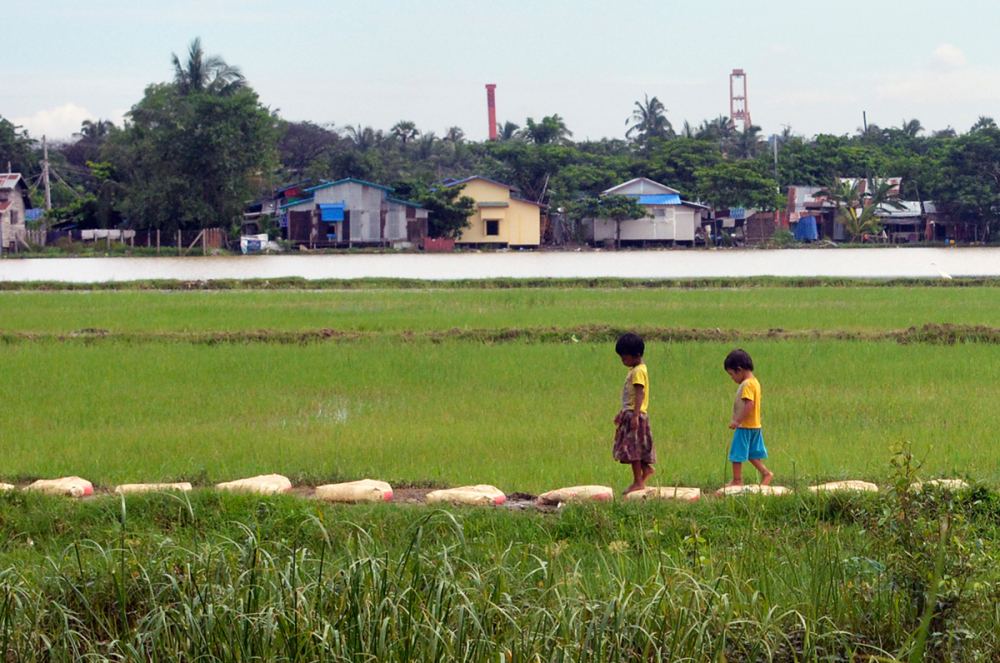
[632,385,644,429]
[729,398,754,429]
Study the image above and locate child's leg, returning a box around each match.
[624,461,644,494]
[641,462,655,483]
[748,459,773,485]
[725,462,744,487]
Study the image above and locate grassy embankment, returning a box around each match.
[1,283,1000,660]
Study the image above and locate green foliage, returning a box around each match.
[0,116,38,175]
[695,159,784,210]
[816,177,905,241]
[412,182,475,239]
[572,193,646,248]
[110,84,279,231]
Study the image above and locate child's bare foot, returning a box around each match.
[723,480,743,489]
[623,483,638,495]
[642,466,655,482]
[760,471,774,486]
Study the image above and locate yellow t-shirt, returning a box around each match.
[621,364,649,414]
[734,377,761,429]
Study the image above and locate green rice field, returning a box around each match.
[1,280,1000,661]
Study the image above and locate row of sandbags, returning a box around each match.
[2,476,971,504]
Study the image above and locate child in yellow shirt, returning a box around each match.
[613,333,656,495]
[723,349,773,488]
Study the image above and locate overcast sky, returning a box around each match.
[5,0,1000,143]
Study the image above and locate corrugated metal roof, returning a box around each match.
[385,196,425,209]
[635,194,681,205]
[603,177,680,196]
[874,201,922,218]
[306,178,394,193]
[279,196,314,210]
[443,176,521,193]
[0,173,24,189]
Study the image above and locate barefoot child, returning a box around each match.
[613,333,656,494]
[723,349,773,488]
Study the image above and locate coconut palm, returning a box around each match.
[816,177,905,241]
[345,125,385,152]
[444,126,465,143]
[171,38,246,96]
[497,121,521,141]
[523,115,572,145]
[899,118,923,137]
[391,121,420,145]
[970,116,997,132]
[625,94,674,143]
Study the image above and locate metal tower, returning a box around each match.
[729,69,751,131]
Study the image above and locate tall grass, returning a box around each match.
[3,286,1000,333]
[0,488,995,661]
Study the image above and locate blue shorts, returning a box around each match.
[729,428,767,463]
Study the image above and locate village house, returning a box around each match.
[588,178,707,246]
[440,176,546,247]
[0,173,31,252]
[279,178,428,248]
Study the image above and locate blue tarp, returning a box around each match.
[794,215,818,241]
[319,203,345,221]
[25,209,43,221]
[635,194,681,205]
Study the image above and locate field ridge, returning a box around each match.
[3,322,998,346]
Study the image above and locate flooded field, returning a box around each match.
[1,246,998,282]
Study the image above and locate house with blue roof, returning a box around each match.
[589,177,708,245]
[279,178,428,247]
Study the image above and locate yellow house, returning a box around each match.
[443,176,545,247]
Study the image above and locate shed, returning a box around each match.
[590,177,706,244]
[0,173,31,252]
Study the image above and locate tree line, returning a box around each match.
[2,39,999,241]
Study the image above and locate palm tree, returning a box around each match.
[171,38,246,96]
[970,116,997,132]
[444,126,465,143]
[899,118,923,137]
[728,124,764,160]
[523,115,572,145]
[497,121,520,141]
[680,120,695,139]
[625,95,674,143]
[695,115,736,142]
[78,119,114,140]
[345,125,384,152]
[391,121,420,145]
[816,177,905,241]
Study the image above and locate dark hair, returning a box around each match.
[615,332,644,357]
[724,348,754,372]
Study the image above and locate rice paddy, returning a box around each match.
[1,280,999,660]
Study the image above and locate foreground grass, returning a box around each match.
[1,339,996,489]
[3,286,1000,333]
[0,483,995,661]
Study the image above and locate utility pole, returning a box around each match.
[772,134,778,180]
[42,136,52,211]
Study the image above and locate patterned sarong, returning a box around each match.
[613,411,656,464]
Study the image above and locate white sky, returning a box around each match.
[5,0,1000,142]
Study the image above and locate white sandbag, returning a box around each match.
[537,485,614,505]
[216,474,292,495]
[911,479,970,492]
[808,480,879,494]
[626,486,700,502]
[425,485,506,506]
[26,476,94,498]
[315,479,393,503]
[115,482,193,495]
[0,484,14,492]
[716,484,791,497]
